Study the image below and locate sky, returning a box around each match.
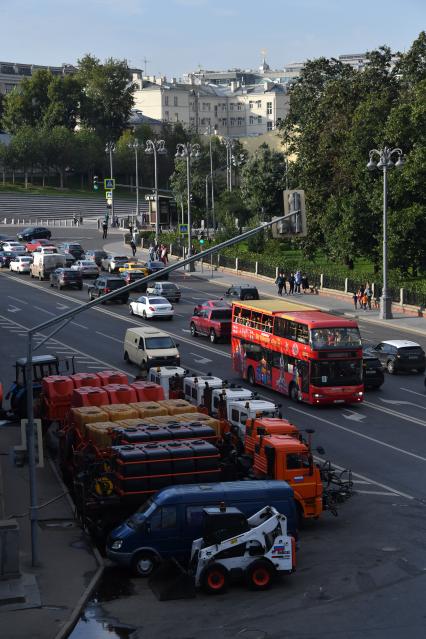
[1,0,425,77]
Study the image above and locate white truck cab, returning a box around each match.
[148,365,188,399]
[184,375,224,406]
[227,399,280,439]
[209,386,254,416]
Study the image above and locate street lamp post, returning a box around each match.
[205,125,217,231]
[367,146,405,320]
[175,142,201,270]
[222,137,235,191]
[145,139,167,243]
[128,139,140,225]
[105,142,116,222]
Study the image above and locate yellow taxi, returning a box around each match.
[118,261,150,276]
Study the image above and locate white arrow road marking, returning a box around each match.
[8,296,27,304]
[342,410,366,422]
[95,331,122,343]
[7,305,21,313]
[380,397,426,410]
[56,303,69,310]
[181,329,191,333]
[189,352,212,364]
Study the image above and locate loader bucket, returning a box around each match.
[149,559,196,601]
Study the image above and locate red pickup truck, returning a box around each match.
[190,308,232,343]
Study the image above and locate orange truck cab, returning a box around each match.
[245,417,300,455]
[253,434,323,520]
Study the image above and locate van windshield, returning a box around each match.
[146,337,175,349]
[127,498,156,528]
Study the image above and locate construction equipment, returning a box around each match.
[191,504,295,594]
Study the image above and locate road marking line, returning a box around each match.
[8,296,27,304]
[289,406,426,463]
[400,387,426,399]
[95,331,122,343]
[34,306,56,316]
[71,321,88,329]
[356,490,400,496]
[364,400,426,427]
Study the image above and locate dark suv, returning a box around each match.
[17,226,51,242]
[50,268,83,290]
[362,347,385,389]
[58,242,85,260]
[88,276,129,304]
[371,340,426,374]
[225,285,260,301]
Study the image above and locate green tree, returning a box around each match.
[73,128,104,188]
[43,75,83,130]
[240,143,286,218]
[9,125,40,188]
[78,55,135,141]
[46,126,76,188]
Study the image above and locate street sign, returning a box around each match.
[104,178,116,190]
[179,223,189,235]
[105,190,113,199]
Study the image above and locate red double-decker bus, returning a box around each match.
[231,300,363,405]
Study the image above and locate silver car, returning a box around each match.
[146,281,181,302]
[71,260,99,277]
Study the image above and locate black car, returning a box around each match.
[371,340,426,375]
[58,242,85,260]
[120,270,148,292]
[145,261,169,280]
[85,249,108,267]
[88,276,129,304]
[50,268,83,290]
[362,347,385,389]
[17,226,51,242]
[0,251,17,268]
[225,285,260,301]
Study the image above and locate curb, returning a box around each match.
[49,458,104,639]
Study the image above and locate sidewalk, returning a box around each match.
[0,422,102,639]
[104,238,426,337]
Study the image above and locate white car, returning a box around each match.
[129,296,174,320]
[9,255,33,273]
[71,260,99,277]
[3,241,26,255]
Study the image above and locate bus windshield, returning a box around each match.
[310,327,361,349]
[311,360,362,386]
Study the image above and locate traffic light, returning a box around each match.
[93,175,99,191]
[199,231,205,245]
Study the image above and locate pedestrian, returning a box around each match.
[73,214,78,226]
[97,218,100,230]
[149,244,156,262]
[352,291,358,310]
[130,238,137,257]
[361,292,368,311]
[295,270,302,293]
[302,275,309,294]
[275,272,285,296]
[161,245,169,264]
[357,289,363,308]
[288,273,295,295]
[79,215,83,225]
[374,292,380,310]
[365,285,372,310]
[102,220,108,239]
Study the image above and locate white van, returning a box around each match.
[123,327,180,371]
[30,252,66,280]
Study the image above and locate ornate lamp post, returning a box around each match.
[367,146,405,320]
[175,142,201,269]
[105,141,116,221]
[222,137,235,191]
[145,139,167,243]
[128,139,141,224]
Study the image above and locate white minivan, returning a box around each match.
[123,327,180,371]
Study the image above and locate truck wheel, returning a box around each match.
[247,366,256,386]
[201,563,229,594]
[190,323,197,337]
[209,329,217,344]
[131,551,157,577]
[246,560,275,591]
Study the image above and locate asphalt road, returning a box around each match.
[1,228,426,638]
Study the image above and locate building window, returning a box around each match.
[173,96,178,106]
[249,101,254,109]
[201,118,206,125]
[258,116,262,124]
[164,111,169,120]
[175,113,179,121]
[267,101,272,115]
[229,103,234,111]
[249,116,255,125]
[237,103,242,111]
[190,117,195,126]
[267,121,273,131]
[164,95,169,106]
[222,118,227,126]
[222,103,227,111]
[237,117,244,127]
[230,118,235,126]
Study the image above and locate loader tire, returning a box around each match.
[246,559,275,591]
[200,563,229,595]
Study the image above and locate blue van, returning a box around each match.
[106,480,296,576]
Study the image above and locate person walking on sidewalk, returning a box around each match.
[352,291,358,310]
[275,272,285,296]
[288,273,295,295]
[295,270,302,293]
[102,220,108,239]
[149,244,156,261]
[130,238,137,257]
